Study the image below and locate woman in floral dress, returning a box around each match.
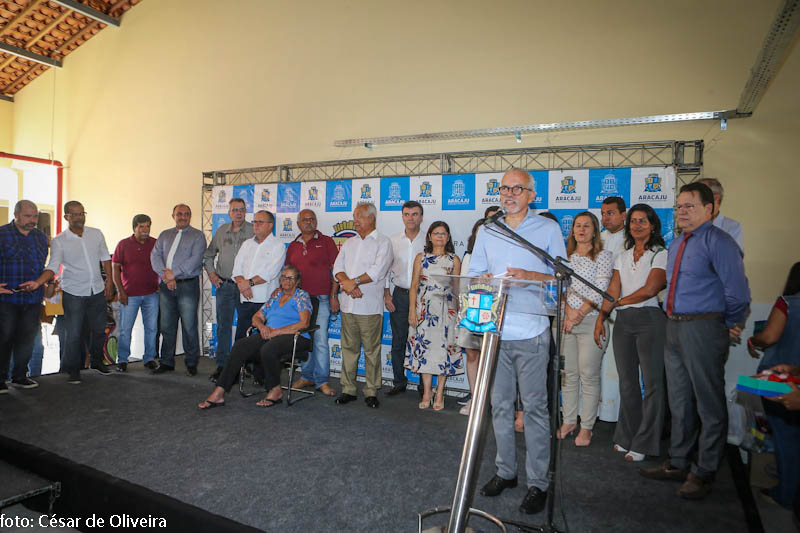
[405,221,463,410]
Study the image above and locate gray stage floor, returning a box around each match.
[0,357,750,532]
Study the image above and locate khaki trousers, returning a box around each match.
[340,312,383,397]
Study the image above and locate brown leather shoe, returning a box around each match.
[677,473,712,500]
[638,460,688,481]
[317,383,336,396]
[291,378,314,389]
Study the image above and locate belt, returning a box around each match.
[394,287,409,294]
[219,278,235,284]
[668,312,723,322]
[175,277,199,284]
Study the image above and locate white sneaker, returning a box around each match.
[625,451,645,462]
[459,400,471,416]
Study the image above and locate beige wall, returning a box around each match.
[0,100,12,153]
[9,0,799,301]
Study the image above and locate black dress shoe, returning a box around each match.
[116,363,128,373]
[209,367,222,383]
[143,361,158,370]
[386,385,407,396]
[186,366,198,376]
[335,393,357,405]
[519,487,547,514]
[152,365,174,375]
[365,396,380,408]
[480,474,518,497]
[91,364,112,375]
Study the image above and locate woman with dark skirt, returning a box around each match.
[198,265,312,409]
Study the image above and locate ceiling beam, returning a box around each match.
[736,0,800,114]
[0,42,62,68]
[0,0,45,38]
[50,0,120,28]
[25,9,73,50]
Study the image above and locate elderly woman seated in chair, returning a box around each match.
[198,265,312,409]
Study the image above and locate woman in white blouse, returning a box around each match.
[594,204,667,461]
[556,212,613,447]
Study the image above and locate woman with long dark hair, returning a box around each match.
[405,221,463,411]
[594,204,667,461]
[749,262,800,510]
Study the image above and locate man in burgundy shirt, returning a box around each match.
[112,214,160,372]
[285,209,340,396]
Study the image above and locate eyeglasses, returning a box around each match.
[66,211,87,217]
[499,185,533,196]
[674,203,698,212]
[280,275,297,281]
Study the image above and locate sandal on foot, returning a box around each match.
[256,397,282,407]
[198,400,225,410]
[625,451,645,462]
[613,444,628,453]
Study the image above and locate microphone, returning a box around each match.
[483,208,505,226]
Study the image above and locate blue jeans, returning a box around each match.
[117,293,159,364]
[214,281,239,368]
[61,292,107,374]
[159,279,200,369]
[301,295,331,387]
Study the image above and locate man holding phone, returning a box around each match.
[0,200,49,393]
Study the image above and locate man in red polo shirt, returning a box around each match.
[285,209,339,396]
[112,214,160,372]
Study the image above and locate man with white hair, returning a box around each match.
[698,177,743,251]
[0,200,49,392]
[469,168,567,515]
[333,203,393,409]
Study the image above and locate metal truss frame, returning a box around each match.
[199,139,703,352]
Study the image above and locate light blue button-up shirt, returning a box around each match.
[468,211,567,341]
[151,225,207,280]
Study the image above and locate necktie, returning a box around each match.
[166,229,183,271]
[665,232,692,316]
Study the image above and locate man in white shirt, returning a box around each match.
[384,200,425,396]
[333,203,393,409]
[698,177,744,252]
[232,210,285,341]
[31,201,114,383]
[600,196,626,260]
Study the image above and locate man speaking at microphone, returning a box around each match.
[468,168,566,514]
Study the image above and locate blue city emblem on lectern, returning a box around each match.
[459,284,499,333]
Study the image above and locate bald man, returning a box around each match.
[0,200,49,392]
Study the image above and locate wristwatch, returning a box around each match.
[354,277,361,287]
[248,279,255,287]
